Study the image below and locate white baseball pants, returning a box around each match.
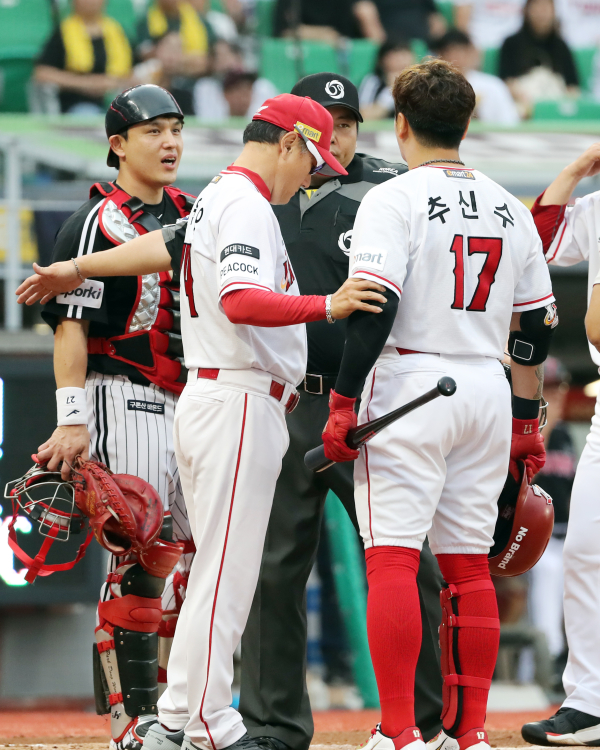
[562,391,600,717]
[355,351,511,554]
[158,370,290,749]
[529,536,565,658]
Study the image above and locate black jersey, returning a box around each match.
[272,153,407,375]
[42,188,183,386]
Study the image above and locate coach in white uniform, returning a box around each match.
[320,60,556,750]
[16,94,387,750]
[522,143,600,747]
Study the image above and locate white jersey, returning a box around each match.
[544,190,600,366]
[350,165,554,360]
[180,168,307,385]
[554,0,600,48]
[452,0,525,49]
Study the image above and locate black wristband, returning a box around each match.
[513,395,540,420]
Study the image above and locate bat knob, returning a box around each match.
[437,376,457,397]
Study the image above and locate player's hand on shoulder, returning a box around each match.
[16,261,81,306]
[36,425,90,480]
[330,278,387,320]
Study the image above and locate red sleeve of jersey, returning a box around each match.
[531,191,567,255]
[221,288,326,327]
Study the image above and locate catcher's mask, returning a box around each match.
[4,463,92,583]
[489,460,554,577]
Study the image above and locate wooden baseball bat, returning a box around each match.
[304,376,457,473]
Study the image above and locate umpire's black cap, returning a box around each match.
[291,72,363,123]
[106,84,184,169]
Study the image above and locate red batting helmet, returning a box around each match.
[488,461,554,577]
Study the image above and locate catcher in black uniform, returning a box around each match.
[38,85,195,750]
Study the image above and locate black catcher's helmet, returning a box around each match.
[106,84,183,168]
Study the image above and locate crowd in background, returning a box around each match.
[26,0,600,122]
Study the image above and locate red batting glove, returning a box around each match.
[322,390,360,463]
[510,417,546,482]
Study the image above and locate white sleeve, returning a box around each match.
[513,218,555,312]
[215,194,278,299]
[546,194,595,267]
[479,79,520,126]
[349,184,410,299]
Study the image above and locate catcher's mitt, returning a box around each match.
[73,460,182,578]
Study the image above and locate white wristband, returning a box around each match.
[594,266,600,286]
[56,387,88,426]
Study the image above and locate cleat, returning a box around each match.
[358,724,426,750]
[183,733,262,750]
[427,729,489,750]
[522,707,600,746]
[144,723,186,750]
[255,739,292,750]
[110,716,159,750]
[427,731,459,750]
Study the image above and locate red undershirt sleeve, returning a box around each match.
[531,191,567,255]
[221,287,326,327]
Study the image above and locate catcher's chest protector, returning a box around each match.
[439,580,501,733]
[87,181,194,395]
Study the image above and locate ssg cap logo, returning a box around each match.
[295,121,322,143]
[325,80,345,99]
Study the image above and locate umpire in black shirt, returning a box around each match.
[239,73,443,750]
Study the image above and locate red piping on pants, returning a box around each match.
[198,394,248,749]
[365,368,377,546]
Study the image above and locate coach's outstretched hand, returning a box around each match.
[330,278,388,319]
[16,261,80,306]
[36,425,91,480]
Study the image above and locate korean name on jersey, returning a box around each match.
[350,166,554,359]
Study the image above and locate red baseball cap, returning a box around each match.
[252,93,348,177]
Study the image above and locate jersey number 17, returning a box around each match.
[449,235,502,312]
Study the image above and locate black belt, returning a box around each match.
[302,373,337,396]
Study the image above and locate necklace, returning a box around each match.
[418,158,465,167]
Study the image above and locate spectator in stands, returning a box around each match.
[358,39,415,120]
[554,0,600,49]
[372,0,447,45]
[137,0,210,113]
[453,0,526,51]
[273,0,386,44]
[193,39,276,118]
[191,0,243,42]
[529,357,576,692]
[499,0,580,117]
[434,29,520,124]
[34,0,133,114]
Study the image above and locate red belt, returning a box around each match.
[197,368,300,414]
[397,348,426,356]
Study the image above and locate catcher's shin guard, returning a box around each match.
[439,580,500,734]
[95,560,165,743]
